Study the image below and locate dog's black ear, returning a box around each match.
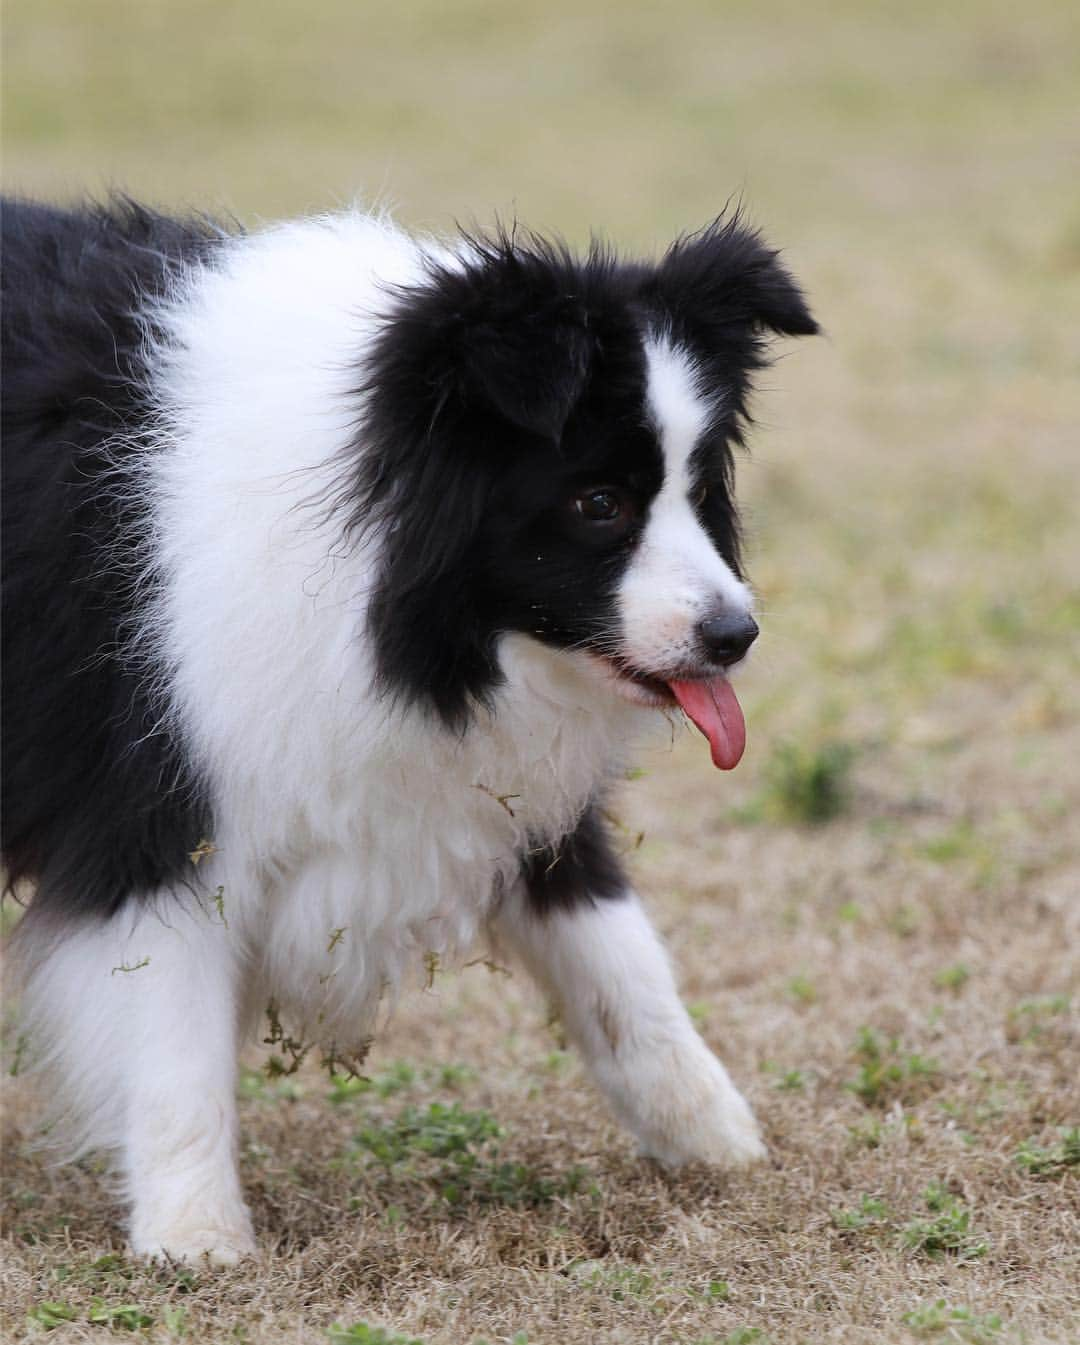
[647,213,818,339]
[368,234,599,446]
[353,233,606,730]
[457,297,594,442]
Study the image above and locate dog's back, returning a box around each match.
[1,199,217,919]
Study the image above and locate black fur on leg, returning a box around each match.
[520,802,628,915]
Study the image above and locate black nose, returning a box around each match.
[698,612,759,665]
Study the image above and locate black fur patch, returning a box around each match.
[354,218,816,730]
[521,803,627,914]
[1,198,225,919]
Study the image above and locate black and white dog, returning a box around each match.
[2,197,816,1261]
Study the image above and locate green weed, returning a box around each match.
[327,1325,426,1345]
[50,1252,142,1289]
[901,1299,1003,1342]
[830,1185,987,1263]
[238,1066,303,1102]
[846,1027,939,1106]
[162,1305,188,1336]
[919,823,999,886]
[578,1263,658,1302]
[1015,1126,1080,1176]
[900,1184,988,1261]
[847,1117,887,1149]
[1006,994,1070,1043]
[934,963,972,992]
[328,1060,474,1103]
[921,822,981,863]
[328,1061,416,1104]
[786,974,817,1004]
[26,1300,78,1330]
[351,1102,588,1208]
[831,1193,891,1232]
[87,1299,154,1330]
[355,1101,500,1165]
[434,1062,474,1089]
[27,1297,155,1332]
[571,1264,737,1321]
[760,741,855,825]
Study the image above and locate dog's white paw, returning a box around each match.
[615,1041,766,1169]
[131,1220,256,1266]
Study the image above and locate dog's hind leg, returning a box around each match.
[18,893,255,1263]
[493,877,765,1168]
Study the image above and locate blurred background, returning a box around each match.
[5,0,1077,876]
[3,3,1079,1341]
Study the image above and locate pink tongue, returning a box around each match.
[667,677,747,770]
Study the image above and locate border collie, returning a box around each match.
[2,197,816,1261]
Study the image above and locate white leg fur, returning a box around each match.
[20,897,254,1263]
[494,888,765,1167]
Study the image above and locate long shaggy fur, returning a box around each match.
[1,195,815,1260]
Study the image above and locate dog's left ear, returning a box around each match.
[370,237,597,447]
[647,214,819,339]
[455,283,595,441]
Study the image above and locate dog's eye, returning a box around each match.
[573,488,624,523]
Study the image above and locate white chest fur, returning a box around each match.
[137,214,653,1050]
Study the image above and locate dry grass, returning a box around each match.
[2,0,1079,1341]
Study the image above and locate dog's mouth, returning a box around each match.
[595,659,747,770]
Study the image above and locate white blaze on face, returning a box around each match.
[616,338,753,674]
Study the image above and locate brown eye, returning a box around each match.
[574,488,623,522]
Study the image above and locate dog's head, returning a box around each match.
[356,215,816,765]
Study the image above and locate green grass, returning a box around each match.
[1015,1126,1080,1176]
[831,1194,891,1233]
[328,1061,417,1103]
[933,963,972,992]
[327,1326,427,1345]
[25,1302,78,1331]
[785,974,817,1004]
[830,1185,989,1264]
[845,1027,940,1107]
[349,1102,589,1209]
[900,1300,1003,1343]
[736,740,856,826]
[353,1102,502,1168]
[27,1298,154,1332]
[899,1184,988,1262]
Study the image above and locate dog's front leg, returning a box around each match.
[22,893,255,1263]
[493,861,765,1168]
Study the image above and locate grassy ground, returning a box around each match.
[2,1,1079,1342]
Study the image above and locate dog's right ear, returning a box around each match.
[365,235,597,447]
[646,212,819,341]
